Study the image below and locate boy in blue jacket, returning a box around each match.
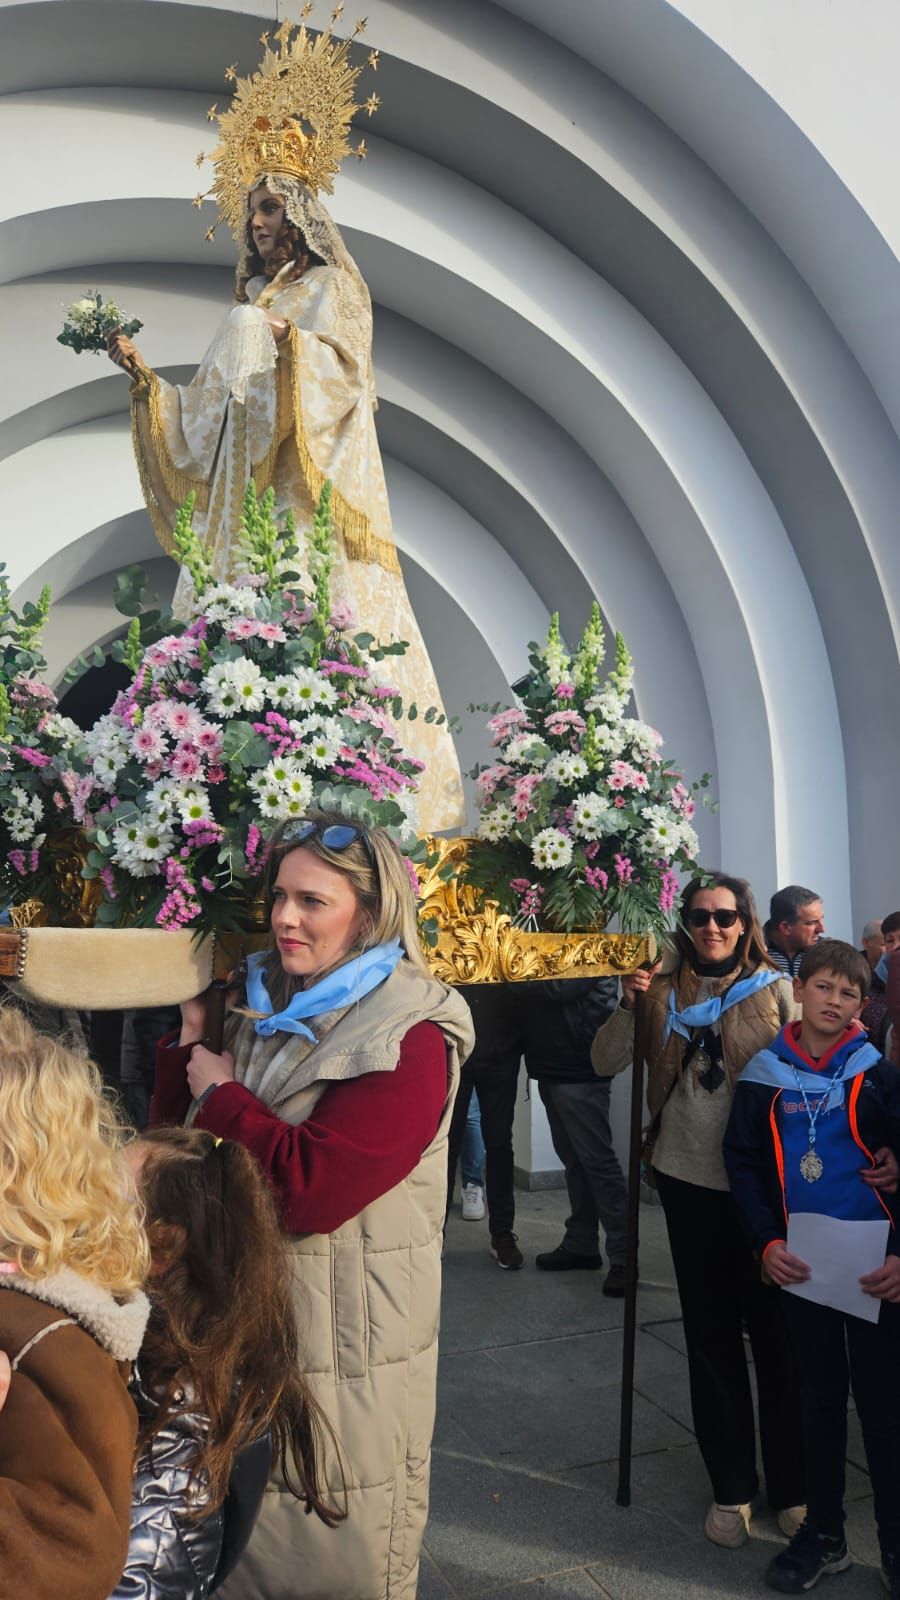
[724,939,900,1596]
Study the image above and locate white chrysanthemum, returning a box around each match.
[677,821,700,858]
[202,582,260,622]
[92,751,124,787]
[145,779,183,825]
[8,811,36,843]
[41,713,81,745]
[642,821,680,860]
[267,674,301,711]
[305,728,341,768]
[531,827,574,870]
[544,753,589,787]
[626,720,663,757]
[572,792,615,841]
[201,664,243,718]
[504,734,546,767]
[84,713,129,759]
[284,666,336,710]
[477,803,515,842]
[228,658,266,713]
[584,691,626,722]
[133,822,176,862]
[177,789,214,825]
[112,818,158,877]
[592,723,627,756]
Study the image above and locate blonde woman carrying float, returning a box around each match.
[108,16,463,834]
[148,813,475,1600]
[0,1009,149,1600]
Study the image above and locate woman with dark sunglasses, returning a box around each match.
[147,812,475,1600]
[592,871,806,1549]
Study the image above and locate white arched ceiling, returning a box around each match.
[2,1,899,932]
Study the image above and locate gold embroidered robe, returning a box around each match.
[129,265,464,833]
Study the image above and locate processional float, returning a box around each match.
[0,6,710,1509]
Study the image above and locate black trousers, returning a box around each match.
[780,1291,900,1555]
[447,1053,521,1236]
[536,1078,629,1265]
[655,1169,805,1509]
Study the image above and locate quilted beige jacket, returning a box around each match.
[218,962,474,1600]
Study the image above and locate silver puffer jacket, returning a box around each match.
[109,1379,223,1600]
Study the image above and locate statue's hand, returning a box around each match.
[107,330,146,371]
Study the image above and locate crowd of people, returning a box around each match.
[0,826,899,1600]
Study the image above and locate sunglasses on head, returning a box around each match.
[685,908,740,930]
[280,818,373,857]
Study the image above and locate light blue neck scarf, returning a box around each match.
[246,939,404,1039]
[739,1036,881,1113]
[663,967,782,1044]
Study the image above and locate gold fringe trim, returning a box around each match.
[286,324,401,576]
[130,389,180,557]
[145,373,210,515]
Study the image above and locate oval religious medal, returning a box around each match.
[800,1148,824,1183]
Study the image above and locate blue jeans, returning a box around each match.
[461,1087,485,1187]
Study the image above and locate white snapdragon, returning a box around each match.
[531,827,573,870]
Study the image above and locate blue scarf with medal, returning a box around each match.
[663,966,783,1045]
[245,939,404,1040]
[739,1025,881,1111]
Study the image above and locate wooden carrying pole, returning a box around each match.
[616,987,651,1507]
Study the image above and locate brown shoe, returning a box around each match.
[603,1264,629,1298]
[491,1232,523,1270]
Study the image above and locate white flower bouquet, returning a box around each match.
[465,607,709,939]
[58,483,426,935]
[57,292,143,356]
[0,565,83,905]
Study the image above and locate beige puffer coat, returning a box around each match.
[217,963,474,1600]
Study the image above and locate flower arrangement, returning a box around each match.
[0,565,84,905]
[57,292,143,356]
[69,483,425,934]
[465,606,709,940]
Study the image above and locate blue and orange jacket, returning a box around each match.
[723,1022,900,1260]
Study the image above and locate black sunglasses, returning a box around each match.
[685,908,740,930]
[280,819,373,857]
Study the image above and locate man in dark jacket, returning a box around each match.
[520,978,629,1297]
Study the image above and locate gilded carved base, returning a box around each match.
[417,837,653,984]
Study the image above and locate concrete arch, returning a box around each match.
[2,0,898,931]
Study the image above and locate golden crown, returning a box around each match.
[195,5,380,242]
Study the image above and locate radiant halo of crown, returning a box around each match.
[195,5,381,242]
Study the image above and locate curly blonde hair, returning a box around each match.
[0,1008,148,1294]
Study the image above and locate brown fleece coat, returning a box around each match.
[0,1277,148,1600]
[591,958,796,1155]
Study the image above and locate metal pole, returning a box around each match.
[616,986,650,1507]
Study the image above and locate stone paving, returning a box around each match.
[422,1188,882,1600]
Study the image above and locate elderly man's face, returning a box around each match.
[862,924,884,968]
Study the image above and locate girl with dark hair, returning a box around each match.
[111,1126,341,1600]
[592,871,806,1548]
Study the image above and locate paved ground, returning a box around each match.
[422,1189,883,1600]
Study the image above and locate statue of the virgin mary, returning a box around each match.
[109,15,464,833]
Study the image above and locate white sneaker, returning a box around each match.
[461,1183,485,1221]
[704,1502,752,1548]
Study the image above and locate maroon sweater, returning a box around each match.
[151,1020,448,1234]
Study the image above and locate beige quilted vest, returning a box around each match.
[217,963,474,1600]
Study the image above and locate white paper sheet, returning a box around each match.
[785,1212,890,1324]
